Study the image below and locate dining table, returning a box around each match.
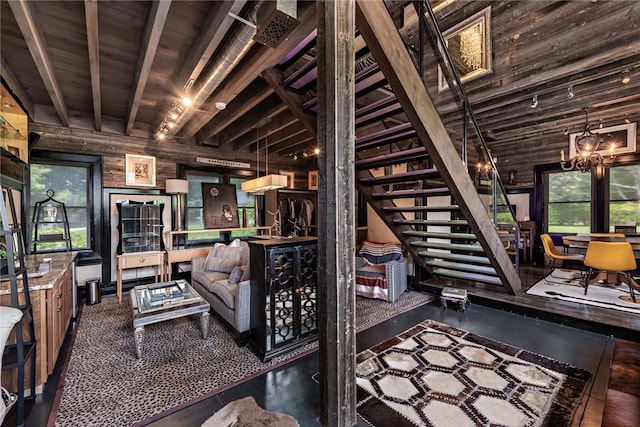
[562,233,640,286]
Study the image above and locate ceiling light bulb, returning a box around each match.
[567,86,574,98]
[157,132,166,140]
[530,94,538,109]
[182,96,192,107]
[599,119,603,129]
[313,147,320,155]
[170,112,179,120]
[621,69,631,84]
[168,121,176,129]
[215,101,226,110]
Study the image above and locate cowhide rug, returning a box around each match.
[201,396,299,427]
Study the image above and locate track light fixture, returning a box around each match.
[567,86,574,98]
[530,94,538,109]
[621,69,631,84]
[625,114,631,124]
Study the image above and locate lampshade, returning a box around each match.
[165,179,189,194]
[241,174,288,193]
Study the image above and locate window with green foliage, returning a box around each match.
[230,177,257,238]
[546,170,592,234]
[184,173,258,241]
[30,163,89,251]
[609,164,640,231]
[185,173,222,240]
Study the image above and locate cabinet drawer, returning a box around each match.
[118,253,163,268]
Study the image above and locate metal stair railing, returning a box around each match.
[414,0,519,268]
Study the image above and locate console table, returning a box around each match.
[116,251,164,303]
[248,237,318,362]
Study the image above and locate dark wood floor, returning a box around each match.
[11,263,638,427]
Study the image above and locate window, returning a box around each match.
[30,163,90,251]
[546,170,592,234]
[185,173,222,240]
[184,172,258,242]
[230,177,257,238]
[608,164,640,231]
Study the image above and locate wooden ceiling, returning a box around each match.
[1,0,638,167]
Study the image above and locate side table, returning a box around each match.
[116,251,165,303]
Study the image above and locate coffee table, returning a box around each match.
[129,279,210,358]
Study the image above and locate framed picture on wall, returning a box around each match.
[569,122,637,158]
[202,183,239,229]
[308,170,318,190]
[125,154,156,187]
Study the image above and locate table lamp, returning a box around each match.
[165,179,189,231]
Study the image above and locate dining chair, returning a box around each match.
[540,234,585,280]
[583,241,637,302]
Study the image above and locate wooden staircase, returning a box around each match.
[272,0,522,294]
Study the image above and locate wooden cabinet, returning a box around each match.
[116,200,165,254]
[46,264,72,374]
[0,253,74,392]
[248,237,318,361]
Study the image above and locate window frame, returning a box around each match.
[27,150,102,254]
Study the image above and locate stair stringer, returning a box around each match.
[355,0,521,294]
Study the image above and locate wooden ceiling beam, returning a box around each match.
[0,55,34,116]
[124,0,171,135]
[263,67,317,137]
[84,0,102,131]
[220,101,290,146]
[180,1,318,139]
[196,80,273,144]
[234,113,304,150]
[152,0,248,135]
[269,133,315,156]
[8,0,69,126]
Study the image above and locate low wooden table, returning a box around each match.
[129,279,210,358]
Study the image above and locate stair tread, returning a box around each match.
[432,268,503,285]
[418,250,492,264]
[411,241,485,252]
[384,205,459,211]
[360,168,439,185]
[426,260,497,275]
[373,187,450,199]
[395,219,468,226]
[403,230,476,239]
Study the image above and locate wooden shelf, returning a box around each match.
[165,227,271,250]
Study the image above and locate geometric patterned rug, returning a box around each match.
[356,319,592,426]
[50,291,436,427]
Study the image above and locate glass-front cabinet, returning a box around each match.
[116,200,164,254]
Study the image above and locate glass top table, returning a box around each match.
[129,279,210,358]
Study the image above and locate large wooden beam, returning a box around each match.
[262,67,318,137]
[124,0,171,135]
[8,0,69,126]
[220,98,289,146]
[196,82,274,144]
[317,1,356,426]
[84,0,102,131]
[356,0,521,293]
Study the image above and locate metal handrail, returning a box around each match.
[415,0,519,266]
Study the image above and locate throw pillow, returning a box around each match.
[229,266,243,284]
[204,256,239,273]
[240,265,250,281]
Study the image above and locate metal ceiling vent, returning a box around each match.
[253,0,300,48]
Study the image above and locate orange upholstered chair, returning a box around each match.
[583,241,637,302]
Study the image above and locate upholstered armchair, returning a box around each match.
[355,241,407,303]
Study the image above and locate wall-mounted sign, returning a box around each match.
[196,157,250,169]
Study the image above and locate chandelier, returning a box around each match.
[560,108,616,173]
